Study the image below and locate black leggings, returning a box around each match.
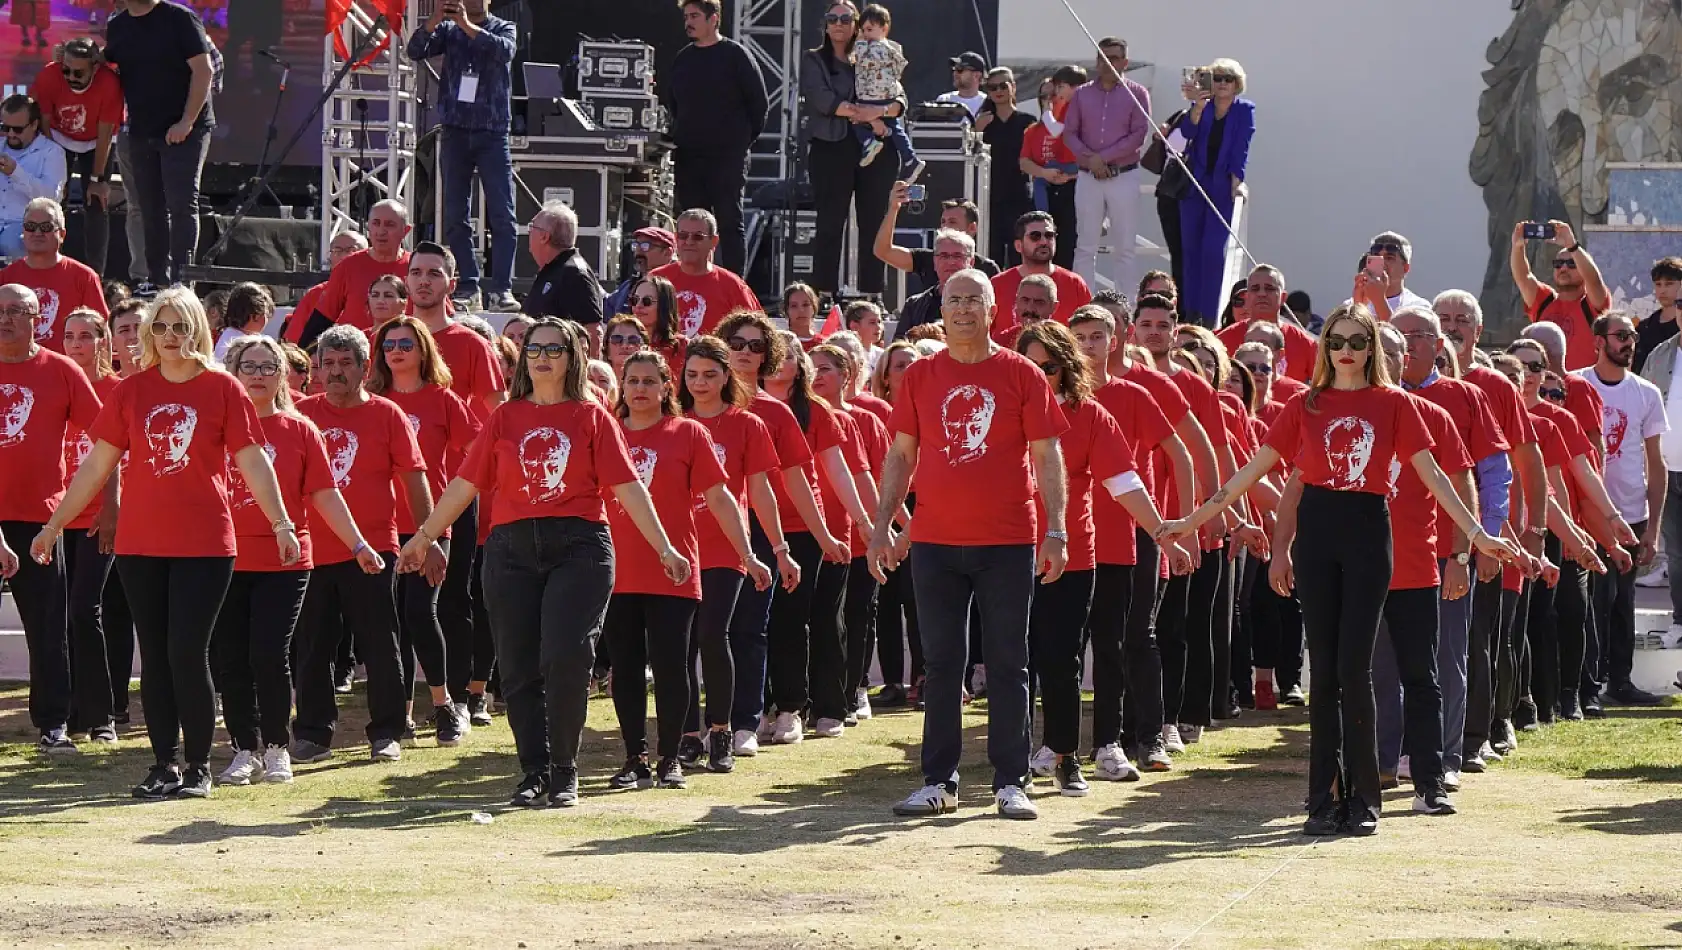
[1179,548,1222,727]
[1028,568,1095,754]
[686,567,745,733]
[211,569,310,750]
[469,544,497,684]
[1524,534,1567,721]
[875,545,924,686]
[397,534,451,693]
[117,555,235,765]
[65,529,116,731]
[843,556,879,694]
[806,555,850,721]
[1231,551,1259,703]
[103,568,135,719]
[2,521,69,733]
[1293,486,1390,815]
[440,503,479,696]
[1211,549,1240,717]
[765,531,824,715]
[606,592,697,759]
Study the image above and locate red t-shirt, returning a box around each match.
[820,409,870,549]
[283,282,327,344]
[690,406,781,573]
[1526,286,1603,371]
[30,61,124,145]
[0,257,109,353]
[746,390,819,535]
[1165,365,1229,551]
[1270,374,1310,405]
[1091,378,1175,566]
[458,397,638,530]
[62,373,121,531]
[383,383,479,536]
[1387,394,1473,590]
[851,391,894,427]
[1219,391,1256,461]
[1564,373,1604,442]
[1262,386,1433,496]
[297,394,427,562]
[1021,116,1076,166]
[431,321,506,424]
[607,415,728,599]
[891,348,1069,546]
[1,348,102,523]
[845,403,891,558]
[648,262,761,338]
[989,266,1093,342]
[1118,361,1190,502]
[1463,365,1536,447]
[1216,318,1318,383]
[230,412,336,572]
[1041,397,1138,572]
[1531,400,1596,526]
[87,367,261,557]
[792,396,847,538]
[1409,375,1510,559]
[316,250,411,333]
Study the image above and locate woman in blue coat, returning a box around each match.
[1178,59,1255,326]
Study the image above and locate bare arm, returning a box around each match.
[43,441,123,532]
[610,480,677,556]
[819,446,874,540]
[1514,441,1547,555]
[703,483,758,564]
[1165,444,1281,535]
[397,470,436,530]
[1161,434,1196,519]
[1174,414,1218,499]
[177,54,213,136]
[414,477,480,538]
[783,466,834,543]
[1509,223,1543,309]
[872,186,914,273]
[1641,435,1665,559]
[309,487,371,553]
[870,432,917,532]
[1029,438,1067,533]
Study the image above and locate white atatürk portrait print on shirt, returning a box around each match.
[1322,415,1376,490]
[226,443,277,509]
[630,445,658,488]
[322,427,360,487]
[406,413,422,434]
[33,288,61,344]
[1604,405,1629,460]
[518,426,572,502]
[143,403,198,475]
[939,384,996,464]
[0,383,36,448]
[676,291,706,338]
[65,430,91,469]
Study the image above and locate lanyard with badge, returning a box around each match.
[458,69,480,103]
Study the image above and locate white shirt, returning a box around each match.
[0,135,67,224]
[1340,287,1433,316]
[936,90,987,118]
[1575,366,1668,522]
[213,327,246,363]
[1662,348,1682,472]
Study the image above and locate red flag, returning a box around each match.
[325,0,406,65]
[818,304,843,340]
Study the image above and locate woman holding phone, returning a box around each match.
[1177,59,1255,326]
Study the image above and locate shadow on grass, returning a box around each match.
[1556,798,1682,836]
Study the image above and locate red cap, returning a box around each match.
[632,227,676,249]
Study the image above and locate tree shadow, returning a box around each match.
[1557,798,1682,836]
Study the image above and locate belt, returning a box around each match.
[1084,162,1140,176]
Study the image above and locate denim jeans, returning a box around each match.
[1664,472,1682,625]
[1436,562,1475,771]
[440,124,516,298]
[910,541,1036,792]
[124,127,211,286]
[727,517,777,732]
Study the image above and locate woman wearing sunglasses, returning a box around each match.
[36,289,298,799]
[398,318,687,807]
[1158,303,1519,835]
[1177,59,1256,326]
[626,274,685,376]
[367,316,480,745]
[212,335,380,787]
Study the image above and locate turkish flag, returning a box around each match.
[325,0,406,65]
[818,304,843,339]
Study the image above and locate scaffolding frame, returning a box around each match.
[734,0,801,191]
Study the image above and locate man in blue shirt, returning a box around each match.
[407,0,518,312]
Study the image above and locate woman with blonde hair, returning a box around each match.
[34,288,299,799]
[1177,58,1256,325]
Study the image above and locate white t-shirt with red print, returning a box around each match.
[1574,368,1667,522]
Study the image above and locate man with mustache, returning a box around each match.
[30,38,124,278]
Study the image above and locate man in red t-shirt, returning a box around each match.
[1510,220,1609,371]
[299,200,414,344]
[30,40,124,278]
[0,198,107,352]
[1216,265,1317,383]
[649,208,760,338]
[866,268,1070,821]
[990,211,1090,336]
[283,230,367,343]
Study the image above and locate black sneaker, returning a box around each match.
[466,692,493,727]
[1606,682,1663,706]
[400,719,418,748]
[1140,735,1173,772]
[676,734,705,767]
[874,683,909,708]
[1303,798,1342,836]
[434,703,465,747]
[1582,698,1605,719]
[132,281,160,300]
[706,731,735,774]
[37,728,78,756]
[1412,786,1456,815]
[173,763,213,798]
[1491,720,1517,755]
[1344,796,1379,835]
[114,708,131,725]
[1281,684,1307,706]
[1557,694,1584,721]
[548,767,580,807]
[132,763,181,799]
[88,724,119,745]
[656,756,687,789]
[1513,699,1540,732]
[1054,755,1090,797]
[510,771,549,807]
[608,756,653,791]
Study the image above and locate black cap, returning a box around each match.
[950,51,987,72]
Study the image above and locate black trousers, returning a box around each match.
[989,201,1029,269]
[1158,192,1186,300]
[1491,581,1528,726]
[294,558,407,746]
[806,555,851,722]
[765,531,825,716]
[727,517,776,732]
[1553,557,1591,711]
[606,592,697,759]
[1046,181,1077,271]
[116,555,234,765]
[686,567,745,733]
[1210,549,1239,718]
[1232,552,1259,703]
[1525,535,1568,720]
[1373,586,1445,792]
[396,535,451,693]
[843,556,880,695]
[104,568,135,719]
[2,521,68,733]
[1156,570,1192,725]
[439,502,479,696]
[211,569,310,750]
[66,149,111,277]
[1118,531,1167,748]
[1467,576,1502,749]
[1028,568,1095,754]
[125,127,211,286]
[875,520,924,686]
[1163,548,1219,727]
[674,146,749,274]
[65,529,115,731]
[1591,519,1643,689]
[469,544,497,683]
[806,135,896,296]
[1294,486,1390,816]
[482,518,614,776]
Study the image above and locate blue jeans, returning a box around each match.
[1374,584,1443,790]
[124,127,212,286]
[441,124,516,298]
[910,541,1035,791]
[726,517,777,733]
[852,98,917,166]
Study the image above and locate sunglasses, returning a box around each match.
[237,361,280,378]
[1037,361,1060,376]
[824,12,855,24]
[1325,333,1370,352]
[608,333,644,347]
[1,122,31,134]
[1212,73,1238,83]
[631,241,665,252]
[982,82,1010,92]
[524,343,567,359]
[150,320,192,337]
[1241,362,1272,376]
[1601,329,1637,343]
[1024,229,1056,242]
[21,221,57,233]
[1516,359,1546,374]
[1367,243,1404,259]
[675,230,711,243]
[1552,259,1577,270]
[728,336,768,354]
[1540,387,1567,402]
[630,295,658,308]
[381,338,416,353]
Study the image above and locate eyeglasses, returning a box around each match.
[823,12,855,24]
[1037,361,1060,376]
[1212,72,1238,83]
[1402,331,1437,343]
[1540,387,1567,402]
[524,343,567,359]
[943,294,987,309]
[1600,329,1637,343]
[631,241,666,253]
[933,251,970,262]
[150,320,192,337]
[1241,362,1272,376]
[727,336,767,354]
[675,230,711,243]
[21,221,57,233]
[1325,333,1370,352]
[237,361,281,377]
[630,295,658,308]
[0,305,38,320]
[1,122,32,134]
[982,82,1009,92]
[1023,229,1056,242]
[61,66,90,81]
[381,338,416,352]
[1553,259,1577,270]
[608,333,644,347]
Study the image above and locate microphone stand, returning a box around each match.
[237,52,291,212]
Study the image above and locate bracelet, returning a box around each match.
[271,519,295,534]
[351,540,368,557]
[772,542,791,555]
[414,526,435,545]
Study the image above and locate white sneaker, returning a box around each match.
[1162,723,1185,753]
[218,749,262,786]
[892,783,957,817]
[1029,745,1057,778]
[1180,724,1204,744]
[1661,624,1682,650]
[1479,741,1502,764]
[1636,562,1668,588]
[756,713,778,744]
[994,785,1039,820]
[732,729,760,757]
[1397,755,1412,781]
[455,702,473,737]
[1092,743,1141,781]
[858,137,883,168]
[1443,769,1462,792]
[771,711,804,744]
[853,688,873,720]
[813,717,845,738]
[262,745,294,784]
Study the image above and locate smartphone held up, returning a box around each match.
[1522,221,1558,241]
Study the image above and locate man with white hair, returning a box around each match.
[1349,231,1433,319]
[523,201,603,352]
[892,228,976,341]
[0,197,106,352]
[301,200,414,344]
[868,268,1070,820]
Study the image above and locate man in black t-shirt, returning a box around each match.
[103,0,216,288]
[875,183,999,297]
[1634,256,1682,374]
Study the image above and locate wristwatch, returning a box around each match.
[1045,530,1069,543]
[1453,551,1472,566]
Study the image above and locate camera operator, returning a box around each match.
[31,39,123,278]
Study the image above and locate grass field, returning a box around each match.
[0,682,1679,949]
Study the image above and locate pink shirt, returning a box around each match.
[1061,77,1152,167]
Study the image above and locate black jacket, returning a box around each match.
[523,248,604,325]
[892,284,943,341]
